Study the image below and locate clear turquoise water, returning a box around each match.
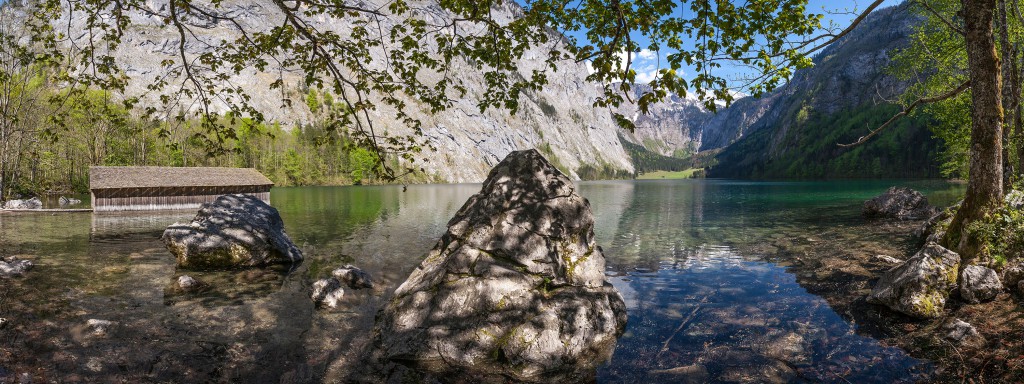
[0,179,963,382]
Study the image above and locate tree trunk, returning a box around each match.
[945,0,1004,264]
[999,0,1018,187]
[1017,41,1024,182]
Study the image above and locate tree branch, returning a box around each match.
[913,0,965,36]
[838,80,970,147]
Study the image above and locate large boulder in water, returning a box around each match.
[373,149,627,381]
[3,197,42,210]
[863,187,938,220]
[162,194,302,269]
[868,242,960,318]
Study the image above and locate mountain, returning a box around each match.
[625,2,943,179]
[709,2,941,179]
[47,0,633,183]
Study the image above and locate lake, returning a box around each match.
[0,179,964,382]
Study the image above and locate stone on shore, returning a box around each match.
[868,242,960,318]
[959,265,1001,304]
[161,194,302,269]
[863,187,937,220]
[943,319,985,348]
[3,197,41,210]
[373,149,627,381]
[1003,263,1024,293]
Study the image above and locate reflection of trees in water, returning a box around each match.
[595,181,711,271]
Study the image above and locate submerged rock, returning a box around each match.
[873,255,904,265]
[648,364,710,383]
[162,194,302,269]
[58,196,82,206]
[863,187,938,220]
[176,275,207,292]
[86,319,115,336]
[310,278,345,308]
[2,197,41,210]
[868,242,960,318]
[332,265,373,289]
[959,265,1001,304]
[0,257,33,277]
[373,149,627,381]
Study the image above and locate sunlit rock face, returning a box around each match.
[162,194,303,269]
[373,149,627,381]
[868,242,960,319]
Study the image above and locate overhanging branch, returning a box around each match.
[838,80,970,147]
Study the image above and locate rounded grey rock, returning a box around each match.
[960,265,1001,304]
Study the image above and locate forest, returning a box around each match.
[0,78,417,199]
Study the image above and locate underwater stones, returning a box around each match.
[2,197,41,210]
[863,187,938,220]
[311,278,345,309]
[959,265,1002,304]
[648,364,710,383]
[0,257,33,277]
[873,255,904,265]
[373,149,627,381]
[868,242,960,319]
[753,330,808,365]
[176,275,207,292]
[332,265,373,289]
[85,319,114,336]
[162,194,302,269]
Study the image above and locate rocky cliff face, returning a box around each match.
[55,0,633,182]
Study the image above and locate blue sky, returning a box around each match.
[565,0,905,94]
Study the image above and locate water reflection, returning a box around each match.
[0,180,961,383]
[591,179,956,382]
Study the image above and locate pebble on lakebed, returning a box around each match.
[310,278,345,309]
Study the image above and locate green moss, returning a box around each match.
[491,326,519,361]
[913,291,945,318]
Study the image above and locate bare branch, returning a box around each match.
[913,0,965,36]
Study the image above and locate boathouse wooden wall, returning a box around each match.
[92,185,271,212]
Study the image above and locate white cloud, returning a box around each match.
[637,49,657,60]
[615,50,661,83]
[584,49,684,85]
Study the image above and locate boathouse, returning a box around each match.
[89,166,273,212]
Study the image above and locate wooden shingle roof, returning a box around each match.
[90,166,274,190]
